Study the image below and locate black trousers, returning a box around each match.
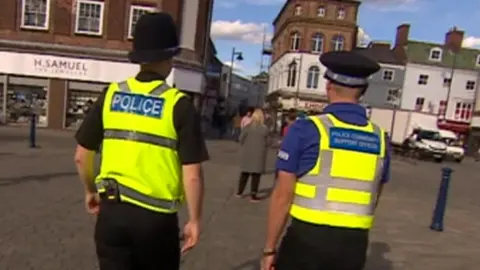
[236,172,261,196]
[275,221,369,270]
[95,201,180,270]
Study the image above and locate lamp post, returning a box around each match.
[291,53,304,108]
[226,47,244,103]
[444,50,458,118]
[388,88,402,139]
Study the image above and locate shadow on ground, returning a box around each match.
[232,242,393,270]
[0,172,77,186]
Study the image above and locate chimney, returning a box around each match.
[445,26,464,53]
[395,23,410,47]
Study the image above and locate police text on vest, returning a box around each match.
[329,128,380,155]
[110,92,165,118]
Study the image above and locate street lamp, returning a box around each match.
[443,50,458,119]
[226,47,243,103]
[290,53,304,108]
[388,88,402,139]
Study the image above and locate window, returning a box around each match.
[415,97,425,111]
[128,6,156,38]
[287,62,297,87]
[317,6,326,17]
[311,33,324,53]
[386,88,400,104]
[429,48,442,61]
[438,100,447,116]
[337,8,346,19]
[466,80,476,90]
[306,66,320,89]
[331,34,344,51]
[290,32,301,51]
[455,102,473,121]
[476,55,480,66]
[443,78,451,87]
[382,69,394,81]
[418,74,429,85]
[21,0,50,30]
[294,4,302,15]
[75,0,104,35]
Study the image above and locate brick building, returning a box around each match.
[267,0,360,111]
[0,0,213,129]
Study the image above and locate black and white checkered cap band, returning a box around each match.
[325,70,368,86]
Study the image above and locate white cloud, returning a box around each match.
[463,36,480,48]
[357,27,371,47]
[211,20,272,44]
[224,61,244,72]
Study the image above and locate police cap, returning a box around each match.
[128,12,181,64]
[320,51,380,88]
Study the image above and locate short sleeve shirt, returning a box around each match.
[75,71,209,165]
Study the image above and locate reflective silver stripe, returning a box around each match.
[96,181,180,211]
[104,129,177,150]
[295,114,384,216]
[116,80,172,95]
[118,81,130,92]
[325,70,368,86]
[150,83,172,95]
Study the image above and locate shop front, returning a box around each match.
[0,51,205,129]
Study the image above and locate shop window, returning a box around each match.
[21,0,50,30]
[6,85,47,126]
[65,90,101,128]
[75,0,104,35]
[128,5,157,39]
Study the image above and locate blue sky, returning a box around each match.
[211,0,480,76]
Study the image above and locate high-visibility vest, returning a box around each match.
[95,78,186,213]
[290,113,386,229]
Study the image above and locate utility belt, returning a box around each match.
[96,178,180,211]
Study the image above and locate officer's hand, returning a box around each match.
[261,254,275,270]
[181,220,200,254]
[85,192,101,215]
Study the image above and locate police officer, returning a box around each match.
[261,51,391,270]
[74,12,208,270]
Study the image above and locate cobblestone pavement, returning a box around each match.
[1,126,479,270]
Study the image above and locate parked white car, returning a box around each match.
[439,129,465,162]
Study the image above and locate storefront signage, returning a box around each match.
[304,102,326,111]
[33,58,89,76]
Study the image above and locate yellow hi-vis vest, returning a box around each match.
[95,78,185,213]
[290,113,386,229]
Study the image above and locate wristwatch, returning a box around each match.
[262,249,277,257]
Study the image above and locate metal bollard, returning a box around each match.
[29,113,37,148]
[430,167,453,232]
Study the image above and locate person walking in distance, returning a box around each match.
[236,108,270,202]
[73,12,208,270]
[261,51,391,270]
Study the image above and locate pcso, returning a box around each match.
[261,51,392,270]
[73,12,209,270]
